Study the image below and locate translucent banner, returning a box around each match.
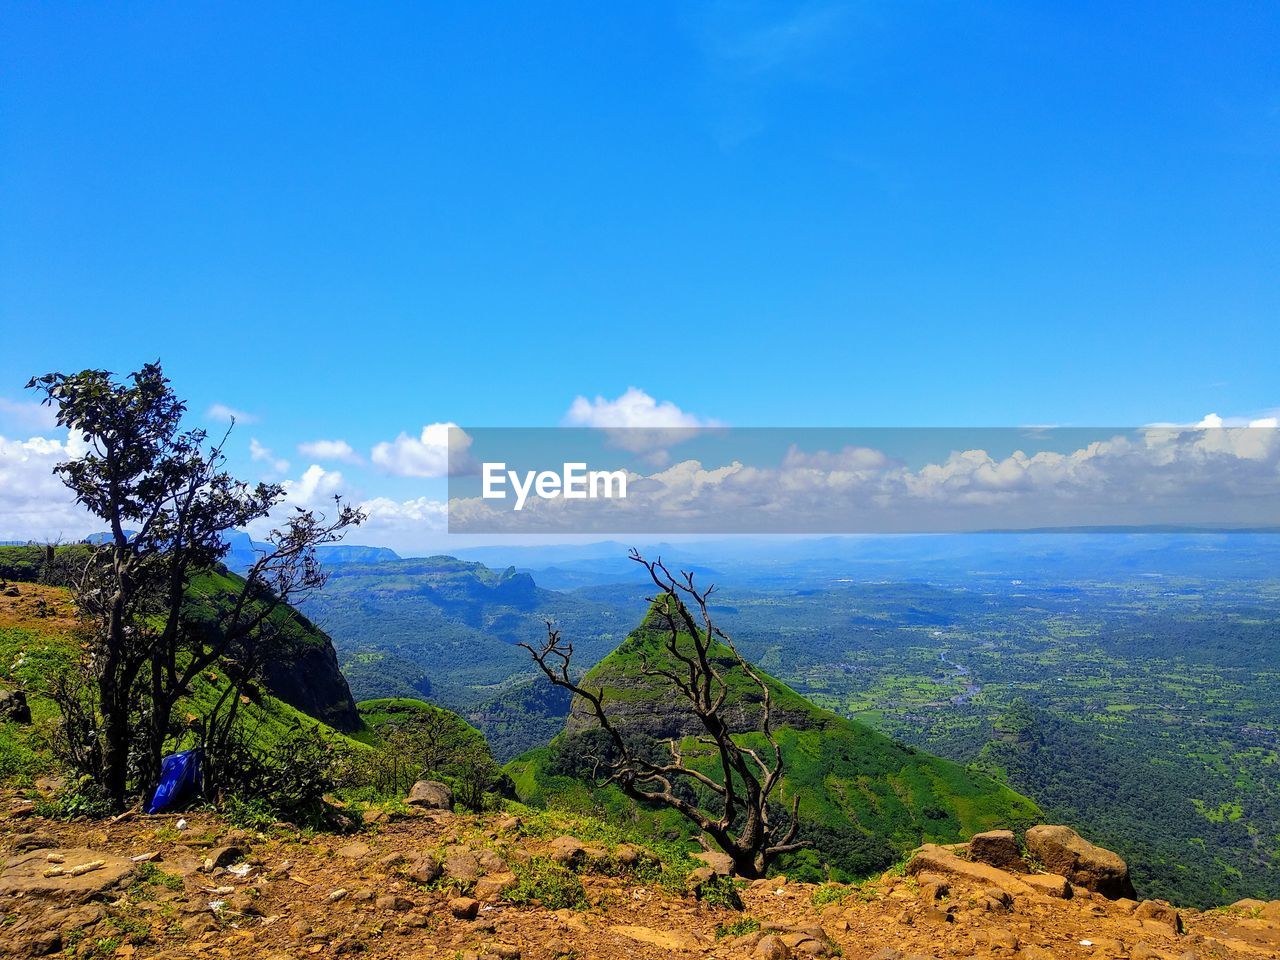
[445,426,1280,534]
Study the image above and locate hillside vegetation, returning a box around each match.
[509,604,1040,881]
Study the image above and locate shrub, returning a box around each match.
[715,916,761,939]
[696,874,744,910]
[811,883,849,906]
[502,857,587,910]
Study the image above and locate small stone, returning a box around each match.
[203,845,247,872]
[755,934,792,960]
[327,888,349,902]
[376,894,414,911]
[335,841,371,860]
[406,854,441,883]
[449,896,480,920]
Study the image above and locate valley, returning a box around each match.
[295,536,1280,907]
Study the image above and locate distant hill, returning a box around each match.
[508,603,1041,881]
[298,556,640,742]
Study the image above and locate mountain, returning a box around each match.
[298,556,639,730]
[508,604,1041,881]
[218,531,400,570]
[0,544,361,735]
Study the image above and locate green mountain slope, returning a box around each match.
[299,556,635,724]
[508,604,1040,881]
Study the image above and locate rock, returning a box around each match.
[985,928,1020,951]
[609,925,706,952]
[473,872,517,901]
[613,843,645,869]
[687,866,716,888]
[0,688,31,723]
[9,833,57,854]
[377,851,406,868]
[496,816,522,833]
[0,848,135,904]
[406,855,441,884]
[1132,945,1176,960]
[754,934,792,960]
[548,836,586,867]
[969,830,1027,871]
[868,951,903,960]
[225,893,262,916]
[444,848,483,882]
[915,871,950,901]
[1024,873,1073,898]
[361,808,387,825]
[1024,825,1135,899]
[907,843,1037,897]
[406,780,453,810]
[203,845,247,872]
[327,888,348,902]
[375,894,414,911]
[181,914,218,936]
[984,887,1015,911]
[692,848,735,876]
[475,848,507,873]
[335,841,371,860]
[449,896,480,919]
[1135,900,1184,935]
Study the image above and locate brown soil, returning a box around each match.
[2,795,1276,960]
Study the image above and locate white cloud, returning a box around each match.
[282,464,346,508]
[0,398,59,433]
[298,439,362,464]
[207,403,258,424]
[563,388,721,462]
[0,433,96,541]
[564,387,714,431]
[449,420,1280,534]
[371,422,474,477]
[249,438,290,474]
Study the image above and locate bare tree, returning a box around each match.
[521,550,805,878]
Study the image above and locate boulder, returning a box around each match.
[692,848,735,877]
[609,925,707,952]
[1135,899,1183,935]
[0,848,135,905]
[406,780,453,810]
[0,688,31,724]
[443,847,482,882]
[907,843,1036,897]
[1024,825,1135,899]
[406,855,441,884]
[473,872,517,901]
[448,896,479,919]
[548,836,585,867]
[1023,873,1073,898]
[968,830,1026,871]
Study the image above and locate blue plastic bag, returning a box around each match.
[146,748,203,814]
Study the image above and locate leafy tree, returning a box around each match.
[523,551,806,878]
[27,363,363,807]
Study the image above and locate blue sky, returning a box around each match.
[2,3,1277,548]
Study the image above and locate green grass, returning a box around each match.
[509,602,1041,882]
